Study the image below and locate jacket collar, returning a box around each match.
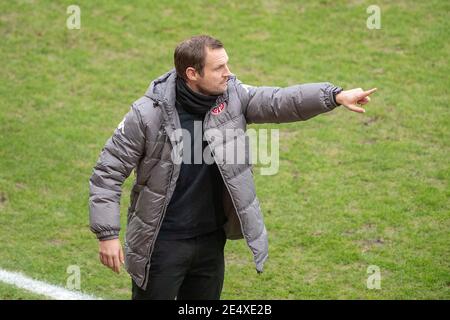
[144,68,177,107]
[145,69,229,110]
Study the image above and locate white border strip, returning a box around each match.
[0,269,100,300]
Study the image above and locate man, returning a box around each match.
[89,35,376,300]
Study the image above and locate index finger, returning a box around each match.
[360,88,377,98]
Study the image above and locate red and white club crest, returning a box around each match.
[211,102,226,115]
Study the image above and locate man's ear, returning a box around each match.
[185,67,198,81]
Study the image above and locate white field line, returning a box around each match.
[0,269,100,300]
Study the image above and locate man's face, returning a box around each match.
[193,47,231,96]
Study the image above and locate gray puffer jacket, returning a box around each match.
[89,69,341,289]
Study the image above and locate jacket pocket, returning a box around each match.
[127,184,144,223]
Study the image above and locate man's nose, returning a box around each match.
[223,65,231,77]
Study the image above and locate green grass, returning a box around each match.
[0,282,48,300]
[0,0,448,299]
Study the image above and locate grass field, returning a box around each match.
[0,0,448,299]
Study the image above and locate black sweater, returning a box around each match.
[157,78,226,240]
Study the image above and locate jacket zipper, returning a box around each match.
[203,110,247,241]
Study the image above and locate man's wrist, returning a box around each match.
[332,87,344,106]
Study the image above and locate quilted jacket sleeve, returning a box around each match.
[234,77,342,124]
[89,104,146,240]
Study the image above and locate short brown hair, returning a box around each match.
[174,35,224,80]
